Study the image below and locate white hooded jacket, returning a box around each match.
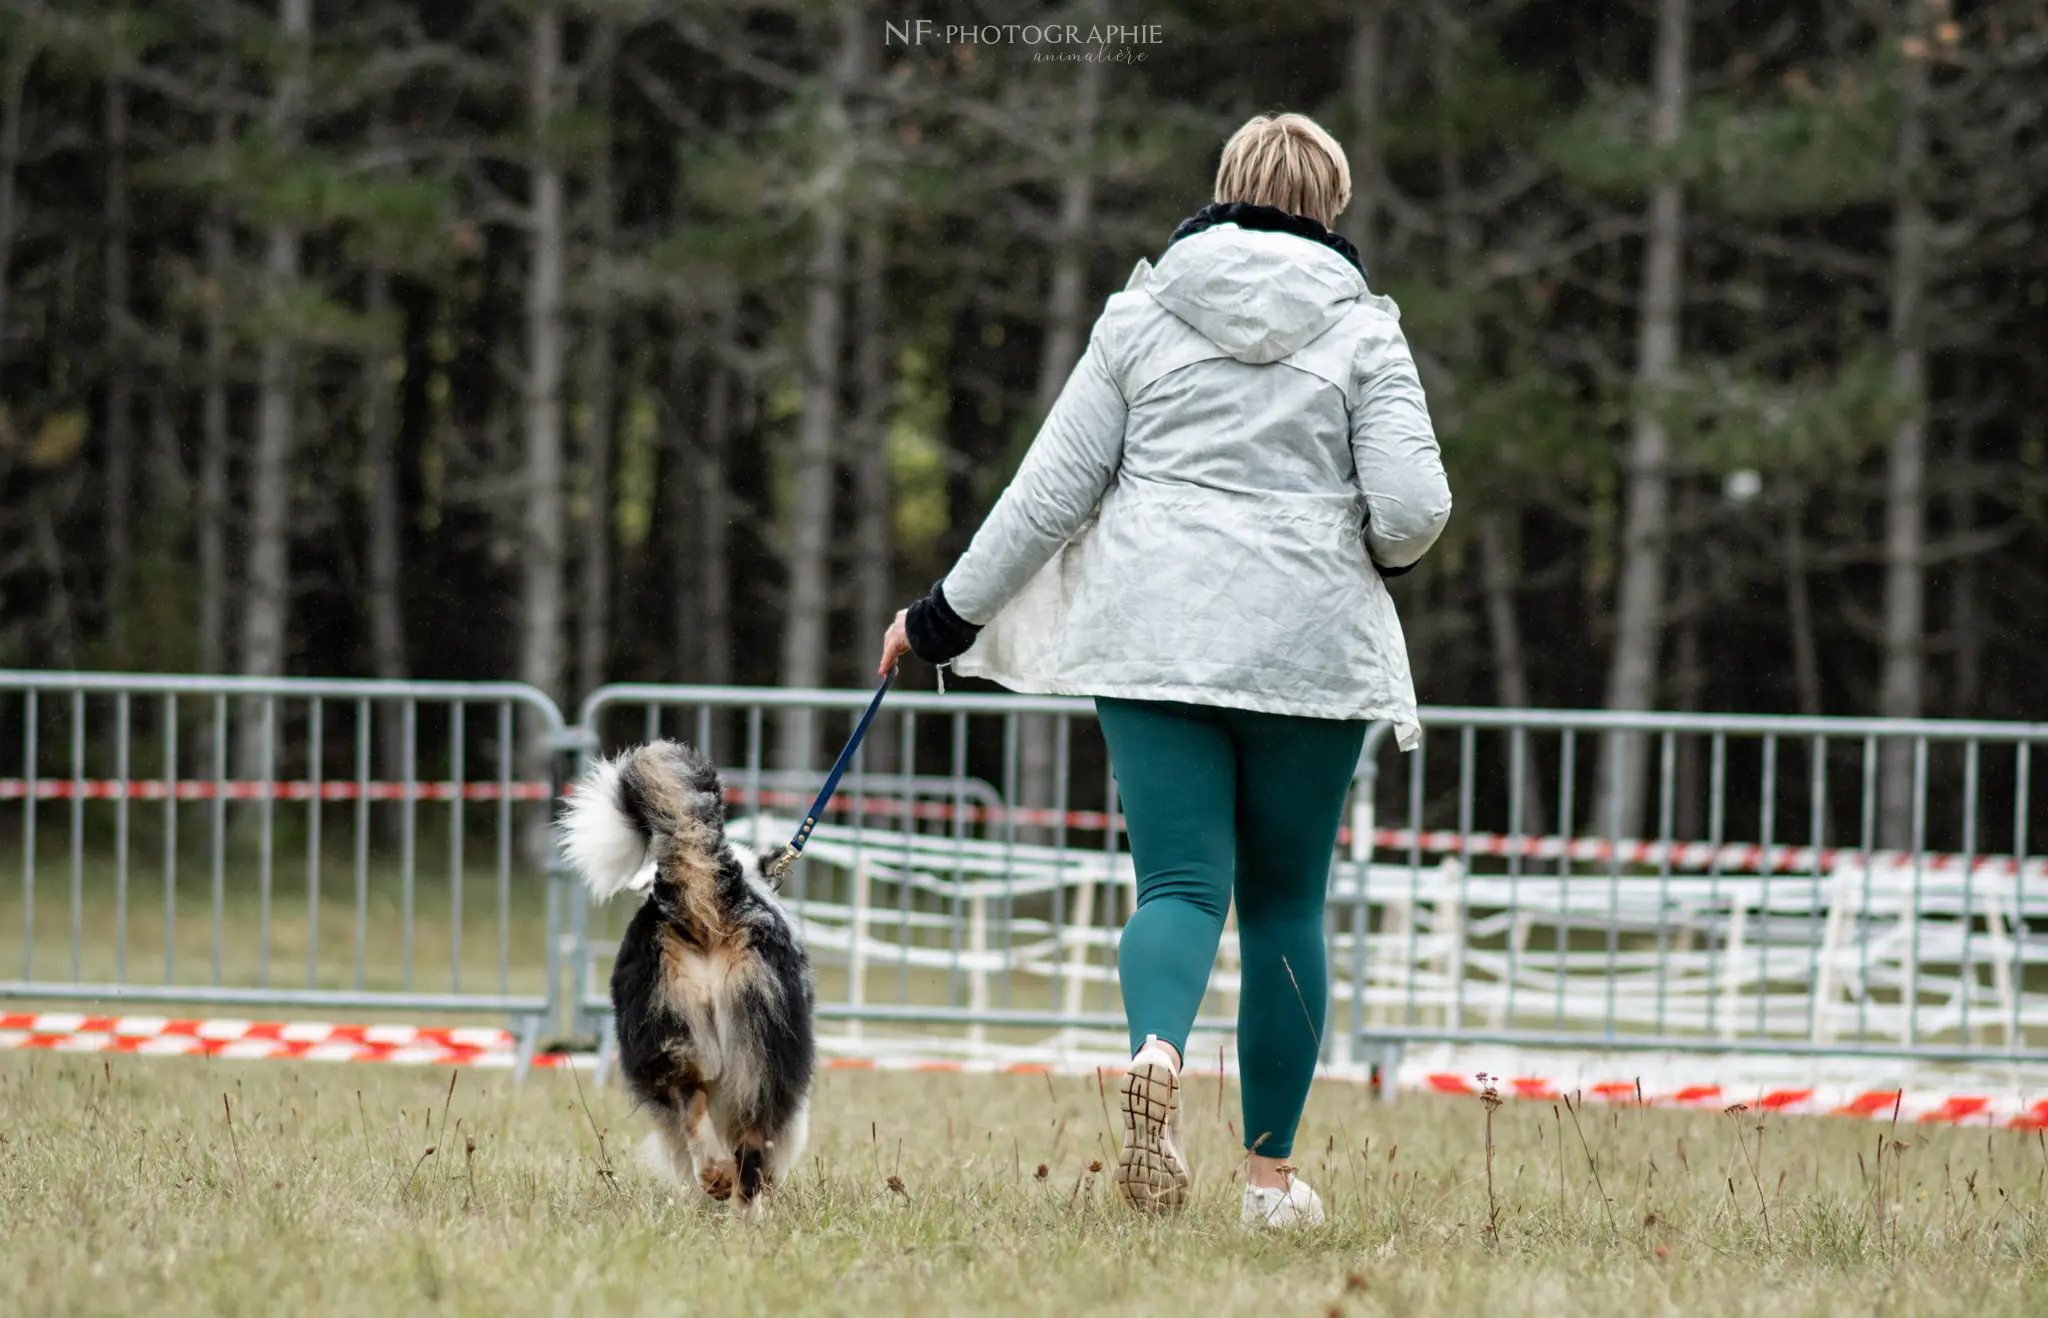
[939,218,1452,750]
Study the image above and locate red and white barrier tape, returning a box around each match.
[0,1011,579,1068]
[0,778,554,803]
[1413,1070,2048,1129]
[4,1012,2045,1128]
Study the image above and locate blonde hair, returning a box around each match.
[1212,113,1352,229]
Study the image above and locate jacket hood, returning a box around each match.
[1138,218,1368,365]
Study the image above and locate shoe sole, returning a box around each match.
[1114,1061,1190,1214]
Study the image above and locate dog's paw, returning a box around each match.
[698,1160,738,1202]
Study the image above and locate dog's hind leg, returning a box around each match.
[681,1087,739,1204]
[638,1088,736,1210]
[638,1105,694,1186]
[734,1138,771,1221]
[764,1096,810,1186]
[639,1121,688,1184]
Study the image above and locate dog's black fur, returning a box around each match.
[559,740,814,1211]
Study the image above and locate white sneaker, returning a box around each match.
[1241,1175,1326,1230]
[1114,1035,1191,1214]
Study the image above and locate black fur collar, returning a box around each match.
[1165,201,1368,280]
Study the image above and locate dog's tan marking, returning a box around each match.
[655,925,765,1017]
[632,747,728,938]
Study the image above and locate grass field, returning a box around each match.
[4,1054,2047,1318]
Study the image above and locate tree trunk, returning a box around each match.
[1784,490,1822,717]
[1482,517,1531,716]
[104,75,134,659]
[1476,512,1548,838]
[364,271,407,771]
[1878,12,1931,848]
[1431,5,1547,837]
[1670,487,1704,841]
[690,307,736,689]
[1948,416,1980,718]
[520,5,567,722]
[146,390,184,505]
[852,222,897,770]
[235,0,311,775]
[775,8,862,772]
[1014,41,1105,838]
[198,132,232,679]
[575,17,619,704]
[574,321,615,703]
[1595,0,1689,842]
[1475,517,1531,711]
[1341,0,1387,263]
[0,41,30,346]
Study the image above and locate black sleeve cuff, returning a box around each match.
[1362,505,1418,579]
[904,579,982,664]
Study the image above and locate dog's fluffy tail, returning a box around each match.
[557,741,723,902]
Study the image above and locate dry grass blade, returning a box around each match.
[221,1092,245,1190]
[565,1061,621,1208]
[1094,1066,1120,1157]
[1478,1074,1504,1244]
[1561,1093,1618,1235]
[1723,1102,1772,1245]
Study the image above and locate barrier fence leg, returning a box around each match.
[1059,869,1098,1053]
[969,893,989,1048]
[553,731,601,1046]
[1367,1036,1402,1105]
[569,879,597,1043]
[595,1014,617,1088]
[847,857,871,1043]
[544,871,567,1043]
[514,1014,541,1082]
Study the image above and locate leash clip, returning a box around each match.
[769,669,895,877]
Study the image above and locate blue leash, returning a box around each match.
[765,667,896,881]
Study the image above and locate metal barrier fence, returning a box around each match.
[0,671,571,1071]
[568,684,1147,1049]
[1341,709,2048,1076]
[7,670,2047,1086]
[572,687,2048,1079]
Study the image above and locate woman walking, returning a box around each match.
[876,113,1451,1228]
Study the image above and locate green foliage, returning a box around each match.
[14,2,181,80]
[1377,275,1480,349]
[1540,84,1679,200]
[328,173,463,277]
[1380,36,1556,161]
[888,346,953,568]
[1662,349,1907,478]
[1684,63,1900,217]
[1439,364,1607,496]
[1546,55,1899,213]
[613,385,661,556]
[247,283,391,353]
[639,217,785,294]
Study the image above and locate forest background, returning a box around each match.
[0,0,2043,841]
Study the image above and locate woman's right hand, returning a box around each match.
[877,610,911,677]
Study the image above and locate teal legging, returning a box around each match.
[1097,697,1366,1161]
